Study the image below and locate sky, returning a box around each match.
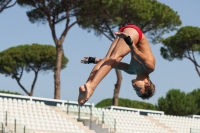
[0,0,200,106]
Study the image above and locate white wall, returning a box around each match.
[91,121,109,133]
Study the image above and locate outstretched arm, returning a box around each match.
[81,56,135,74]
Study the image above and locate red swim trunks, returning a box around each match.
[119,24,143,41]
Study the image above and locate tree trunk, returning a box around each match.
[112,69,122,106]
[54,42,63,99]
[30,71,39,96]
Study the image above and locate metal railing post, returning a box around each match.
[90,104,92,129]
[78,105,81,121]
[14,119,16,133]
[5,111,7,126]
[114,118,116,131]
[67,101,69,114]
[102,112,104,124]
[2,123,3,133]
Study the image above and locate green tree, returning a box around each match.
[0,44,68,96]
[78,0,182,105]
[157,89,198,116]
[95,98,157,110]
[188,88,200,115]
[161,26,200,77]
[17,0,92,99]
[0,0,16,13]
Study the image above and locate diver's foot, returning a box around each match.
[78,83,95,106]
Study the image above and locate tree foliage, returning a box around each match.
[188,88,200,115]
[17,0,86,26]
[78,0,182,43]
[95,98,157,110]
[161,26,200,60]
[0,43,68,96]
[157,89,199,116]
[161,26,200,76]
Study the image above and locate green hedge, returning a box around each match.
[0,90,23,95]
[95,98,157,110]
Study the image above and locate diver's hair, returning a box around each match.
[139,76,155,100]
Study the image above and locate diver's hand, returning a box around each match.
[115,31,128,39]
[81,57,89,64]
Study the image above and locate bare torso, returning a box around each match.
[128,33,156,74]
